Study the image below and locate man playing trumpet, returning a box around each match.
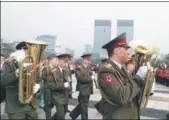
[1,41,41,119]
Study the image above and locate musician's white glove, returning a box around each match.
[23,63,32,68]
[64,82,70,88]
[33,84,40,93]
[91,75,95,80]
[67,77,71,82]
[136,66,148,79]
[70,65,74,70]
[15,69,19,77]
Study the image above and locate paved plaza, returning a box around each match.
[1,75,169,119]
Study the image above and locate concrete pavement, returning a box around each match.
[1,74,169,119]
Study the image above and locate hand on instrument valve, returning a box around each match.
[23,63,32,68]
[136,66,148,79]
[91,75,95,80]
[64,82,70,88]
[67,77,71,82]
[15,69,19,77]
[33,84,40,93]
[70,65,74,70]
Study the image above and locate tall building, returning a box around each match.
[65,48,75,57]
[85,44,92,53]
[36,35,57,52]
[93,20,111,56]
[36,35,57,58]
[55,44,75,58]
[116,20,134,43]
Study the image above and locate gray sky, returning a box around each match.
[1,2,169,57]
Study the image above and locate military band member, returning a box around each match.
[47,52,70,120]
[95,49,108,114]
[97,33,147,119]
[0,53,5,69]
[1,41,40,119]
[67,55,74,99]
[41,54,58,119]
[0,53,6,103]
[64,54,73,113]
[70,53,93,120]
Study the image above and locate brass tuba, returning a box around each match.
[129,40,159,109]
[18,40,48,104]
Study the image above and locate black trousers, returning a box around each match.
[161,77,166,85]
[8,111,38,119]
[43,89,54,119]
[51,104,67,120]
[70,95,90,120]
[95,100,103,114]
[155,75,159,83]
[166,79,169,86]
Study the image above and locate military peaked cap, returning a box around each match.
[81,53,92,58]
[16,41,28,50]
[102,32,130,49]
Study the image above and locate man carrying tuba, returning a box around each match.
[1,41,41,119]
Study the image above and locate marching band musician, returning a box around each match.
[63,54,74,113]
[1,41,40,119]
[97,33,147,119]
[47,51,71,120]
[67,56,75,99]
[0,53,5,70]
[95,49,108,115]
[70,53,93,120]
[0,53,6,103]
[41,54,58,119]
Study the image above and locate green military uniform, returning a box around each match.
[41,64,54,119]
[98,59,145,119]
[1,60,38,119]
[0,53,6,103]
[63,67,72,112]
[47,66,68,119]
[97,33,145,119]
[0,65,6,103]
[95,58,107,114]
[67,65,74,98]
[70,61,93,120]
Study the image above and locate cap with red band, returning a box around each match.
[102,32,130,49]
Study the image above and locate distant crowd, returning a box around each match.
[155,63,169,87]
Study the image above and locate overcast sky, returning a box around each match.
[1,2,169,57]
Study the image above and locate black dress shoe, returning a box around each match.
[149,93,154,96]
[94,103,102,114]
[67,109,71,113]
[69,113,75,120]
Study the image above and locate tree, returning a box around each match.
[1,40,15,58]
[151,53,169,67]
